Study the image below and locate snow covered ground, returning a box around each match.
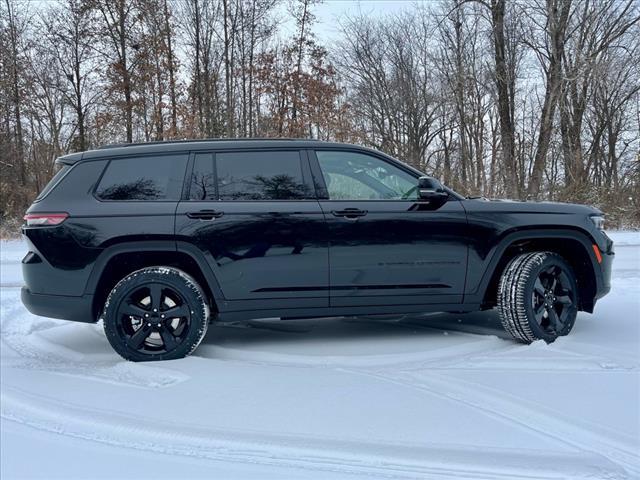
[1,232,639,479]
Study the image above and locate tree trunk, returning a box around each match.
[223,0,234,137]
[491,0,518,198]
[528,0,572,198]
[118,0,133,142]
[6,0,25,186]
[454,16,468,186]
[193,0,204,135]
[163,0,178,136]
[74,37,86,151]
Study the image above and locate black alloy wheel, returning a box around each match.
[102,267,210,361]
[531,264,576,335]
[117,282,192,354]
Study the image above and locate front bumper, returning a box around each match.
[21,287,95,323]
[595,251,613,300]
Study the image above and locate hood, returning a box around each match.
[465,197,602,215]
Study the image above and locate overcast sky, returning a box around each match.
[280,0,417,40]
[26,0,417,44]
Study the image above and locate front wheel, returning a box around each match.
[102,267,210,361]
[497,252,578,344]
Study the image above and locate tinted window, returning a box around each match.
[189,153,216,200]
[35,164,71,201]
[316,150,417,200]
[96,155,188,201]
[216,151,309,200]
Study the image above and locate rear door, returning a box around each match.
[311,149,469,307]
[175,149,329,311]
[90,153,188,246]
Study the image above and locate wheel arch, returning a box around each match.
[86,241,224,318]
[475,228,601,313]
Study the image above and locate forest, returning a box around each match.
[1,0,639,234]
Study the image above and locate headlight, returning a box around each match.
[590,215,605,230]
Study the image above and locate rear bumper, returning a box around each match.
[21,287,95,323]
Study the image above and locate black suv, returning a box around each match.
[21,140,613,361]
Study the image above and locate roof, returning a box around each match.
[97,138,320,149]
[56,138,365,165]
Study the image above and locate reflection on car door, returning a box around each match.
[175,150,329,311]
[311,149,469,307]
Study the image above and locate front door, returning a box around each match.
[175,150,329,311]
[311,149,468,307]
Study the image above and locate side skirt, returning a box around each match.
[215,303,480,323]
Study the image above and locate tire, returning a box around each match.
[102,267,210,361]
[497,251,578,344]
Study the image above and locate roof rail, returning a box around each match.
[97,138,320,149]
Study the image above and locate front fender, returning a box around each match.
[464,227,603,305]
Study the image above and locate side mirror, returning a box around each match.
[418,176,448,206]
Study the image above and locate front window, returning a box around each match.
[315,150,418,200]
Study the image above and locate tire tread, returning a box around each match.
[497,251,558,344]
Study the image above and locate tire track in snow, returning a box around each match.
[201,335,636,373]
[1,386,628,480]
[411,343,639,372]
[1,292,188,388]
[203,314,638,373]
[1,335,189,389]
[342,368,639,476]
[200,334,517,370]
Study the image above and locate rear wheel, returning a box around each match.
[102,267,209,361]
[497,252,578,343]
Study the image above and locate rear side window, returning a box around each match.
[188,150,310,201]
[35,164,71,201]
[96,155,188,201]
[217,151,308,200]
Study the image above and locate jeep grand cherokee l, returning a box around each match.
[21,139,614,361]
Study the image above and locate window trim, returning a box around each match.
[92,152,189,203]
[184,152,216,201]
[181,152,195,201]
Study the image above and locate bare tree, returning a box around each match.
[179,0,225,137]
[93,0,143,143]
[222,0,239,136]
[489,0,521,197]
[236,0,278,136]
[527,0,573,197]
[42,0,100,151]
[163,0,179,136]
[288,0,319,136]
[559,0,639,197]
[1,0,639,233]
[2,0,27,187]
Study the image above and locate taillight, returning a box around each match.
[23,213,69,226]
